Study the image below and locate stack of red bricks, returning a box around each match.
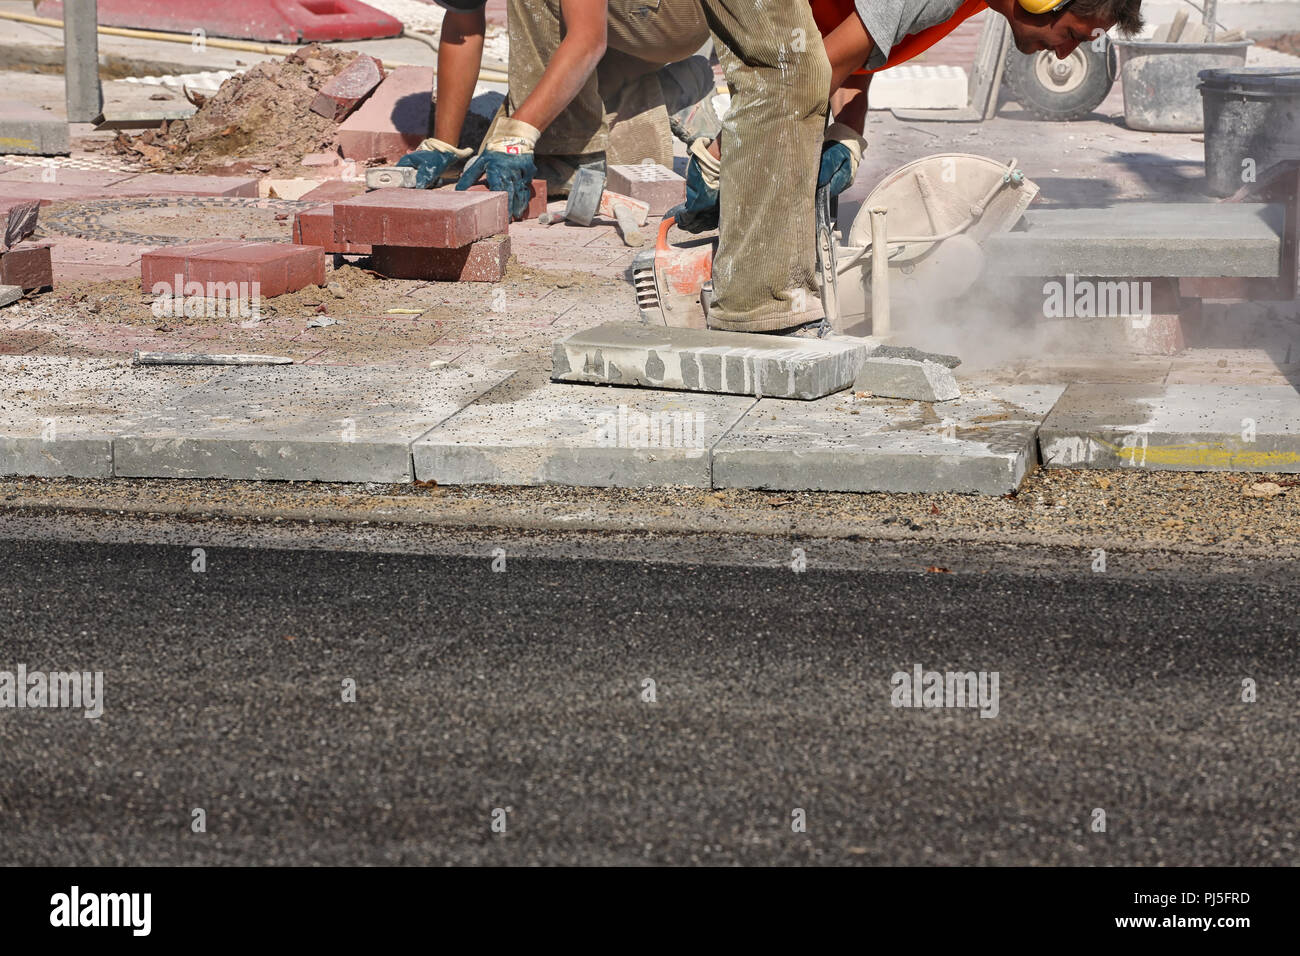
[0,198,53,292]
[291,184,545,282]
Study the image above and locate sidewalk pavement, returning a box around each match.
[1,8,1298,496]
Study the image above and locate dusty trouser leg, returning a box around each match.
[508,0,710,189]
[697,0,831,332]
[506,0,709,155]
[597,44,722,168]
[597,48,675,169]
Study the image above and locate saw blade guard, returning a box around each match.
[841,153,1039,271]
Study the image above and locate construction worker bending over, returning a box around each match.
[674,0,1145,334]
[396,1,718,219]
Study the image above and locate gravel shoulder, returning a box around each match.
[2,464,1297,564]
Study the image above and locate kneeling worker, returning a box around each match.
[397,0,718,219]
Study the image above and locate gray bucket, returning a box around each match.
[1114,39,1252,132]
[1200,67,1300,197]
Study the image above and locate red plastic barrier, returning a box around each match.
[36,0,404,43]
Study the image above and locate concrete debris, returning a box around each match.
[853,356,961,403]
[133,352,294,366]
[869,344,962,368]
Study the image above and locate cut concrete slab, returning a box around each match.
[414,370,756,488]
[713,385,1066,495]
[855,356,961,402]
[553,323,870,400]
[1039,384,1300,472]
[114,364,513,483]
[0,356,218,478]
[985,203,1285,277]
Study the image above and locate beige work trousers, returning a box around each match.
[508,0,831,331]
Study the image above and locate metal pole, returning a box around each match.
[869,206,891,339]
[63,0,103,124]
[1202,0,1219,41]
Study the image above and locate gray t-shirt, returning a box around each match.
[853,0,969,70]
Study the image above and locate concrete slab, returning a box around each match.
[552,323,870,400]
[985,203,1285,277]
[414,370,756,488]
[114,364,513,483]
[1039,384,1300,472]
[713,385,1066,496]
[0,356,217,478]
[854,356,961,402]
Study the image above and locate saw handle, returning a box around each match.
[656,215,677,253]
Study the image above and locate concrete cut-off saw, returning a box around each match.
[632,153,1039,337]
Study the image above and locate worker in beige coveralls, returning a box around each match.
[399,0,831,335]
[398,1,720,203]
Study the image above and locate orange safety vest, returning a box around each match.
[809,0,989,73]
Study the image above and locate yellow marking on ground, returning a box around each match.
[1094,435,1300,469]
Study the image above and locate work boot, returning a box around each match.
[702,283,829,337]
[534,153,606,199]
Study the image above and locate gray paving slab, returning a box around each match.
[855,356,961,402]
[985,203,1285,277]
[414,370,756,488]
[713,385,1066,496]
[0,356,218,478]
[552,322,870,400]
[1039,384,1300,472]
[114,364,513,483]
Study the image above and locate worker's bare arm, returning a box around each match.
[510,0,609,133]
[433,9,487,146]
[824,10,876,94]
[832,72,872,134]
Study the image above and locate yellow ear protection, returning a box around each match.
[1018,0,1075,14]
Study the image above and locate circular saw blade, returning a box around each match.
[847,153,1034,258]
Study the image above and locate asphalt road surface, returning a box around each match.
[1,531,1296,866]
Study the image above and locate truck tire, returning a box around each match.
[1003,42,1116,121]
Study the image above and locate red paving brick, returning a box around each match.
[0,166,135,187]
[0,180,112,205]
[606,163,684,217]
[141,242,324,297]
[0,172,258,205]
[332,188,508,248]
[460,179,549,221]
[111,173,260,198]
[294,206,373,254]
[0,240,53,290]
[335,67,434,163]
[299,179,367,202]
[311,54,386,121]
[371,234,510,282]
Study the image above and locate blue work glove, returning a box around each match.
[396,138,473,189]
[667,137,720,234]
[818,123,868,198]
[456,117,539,220]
